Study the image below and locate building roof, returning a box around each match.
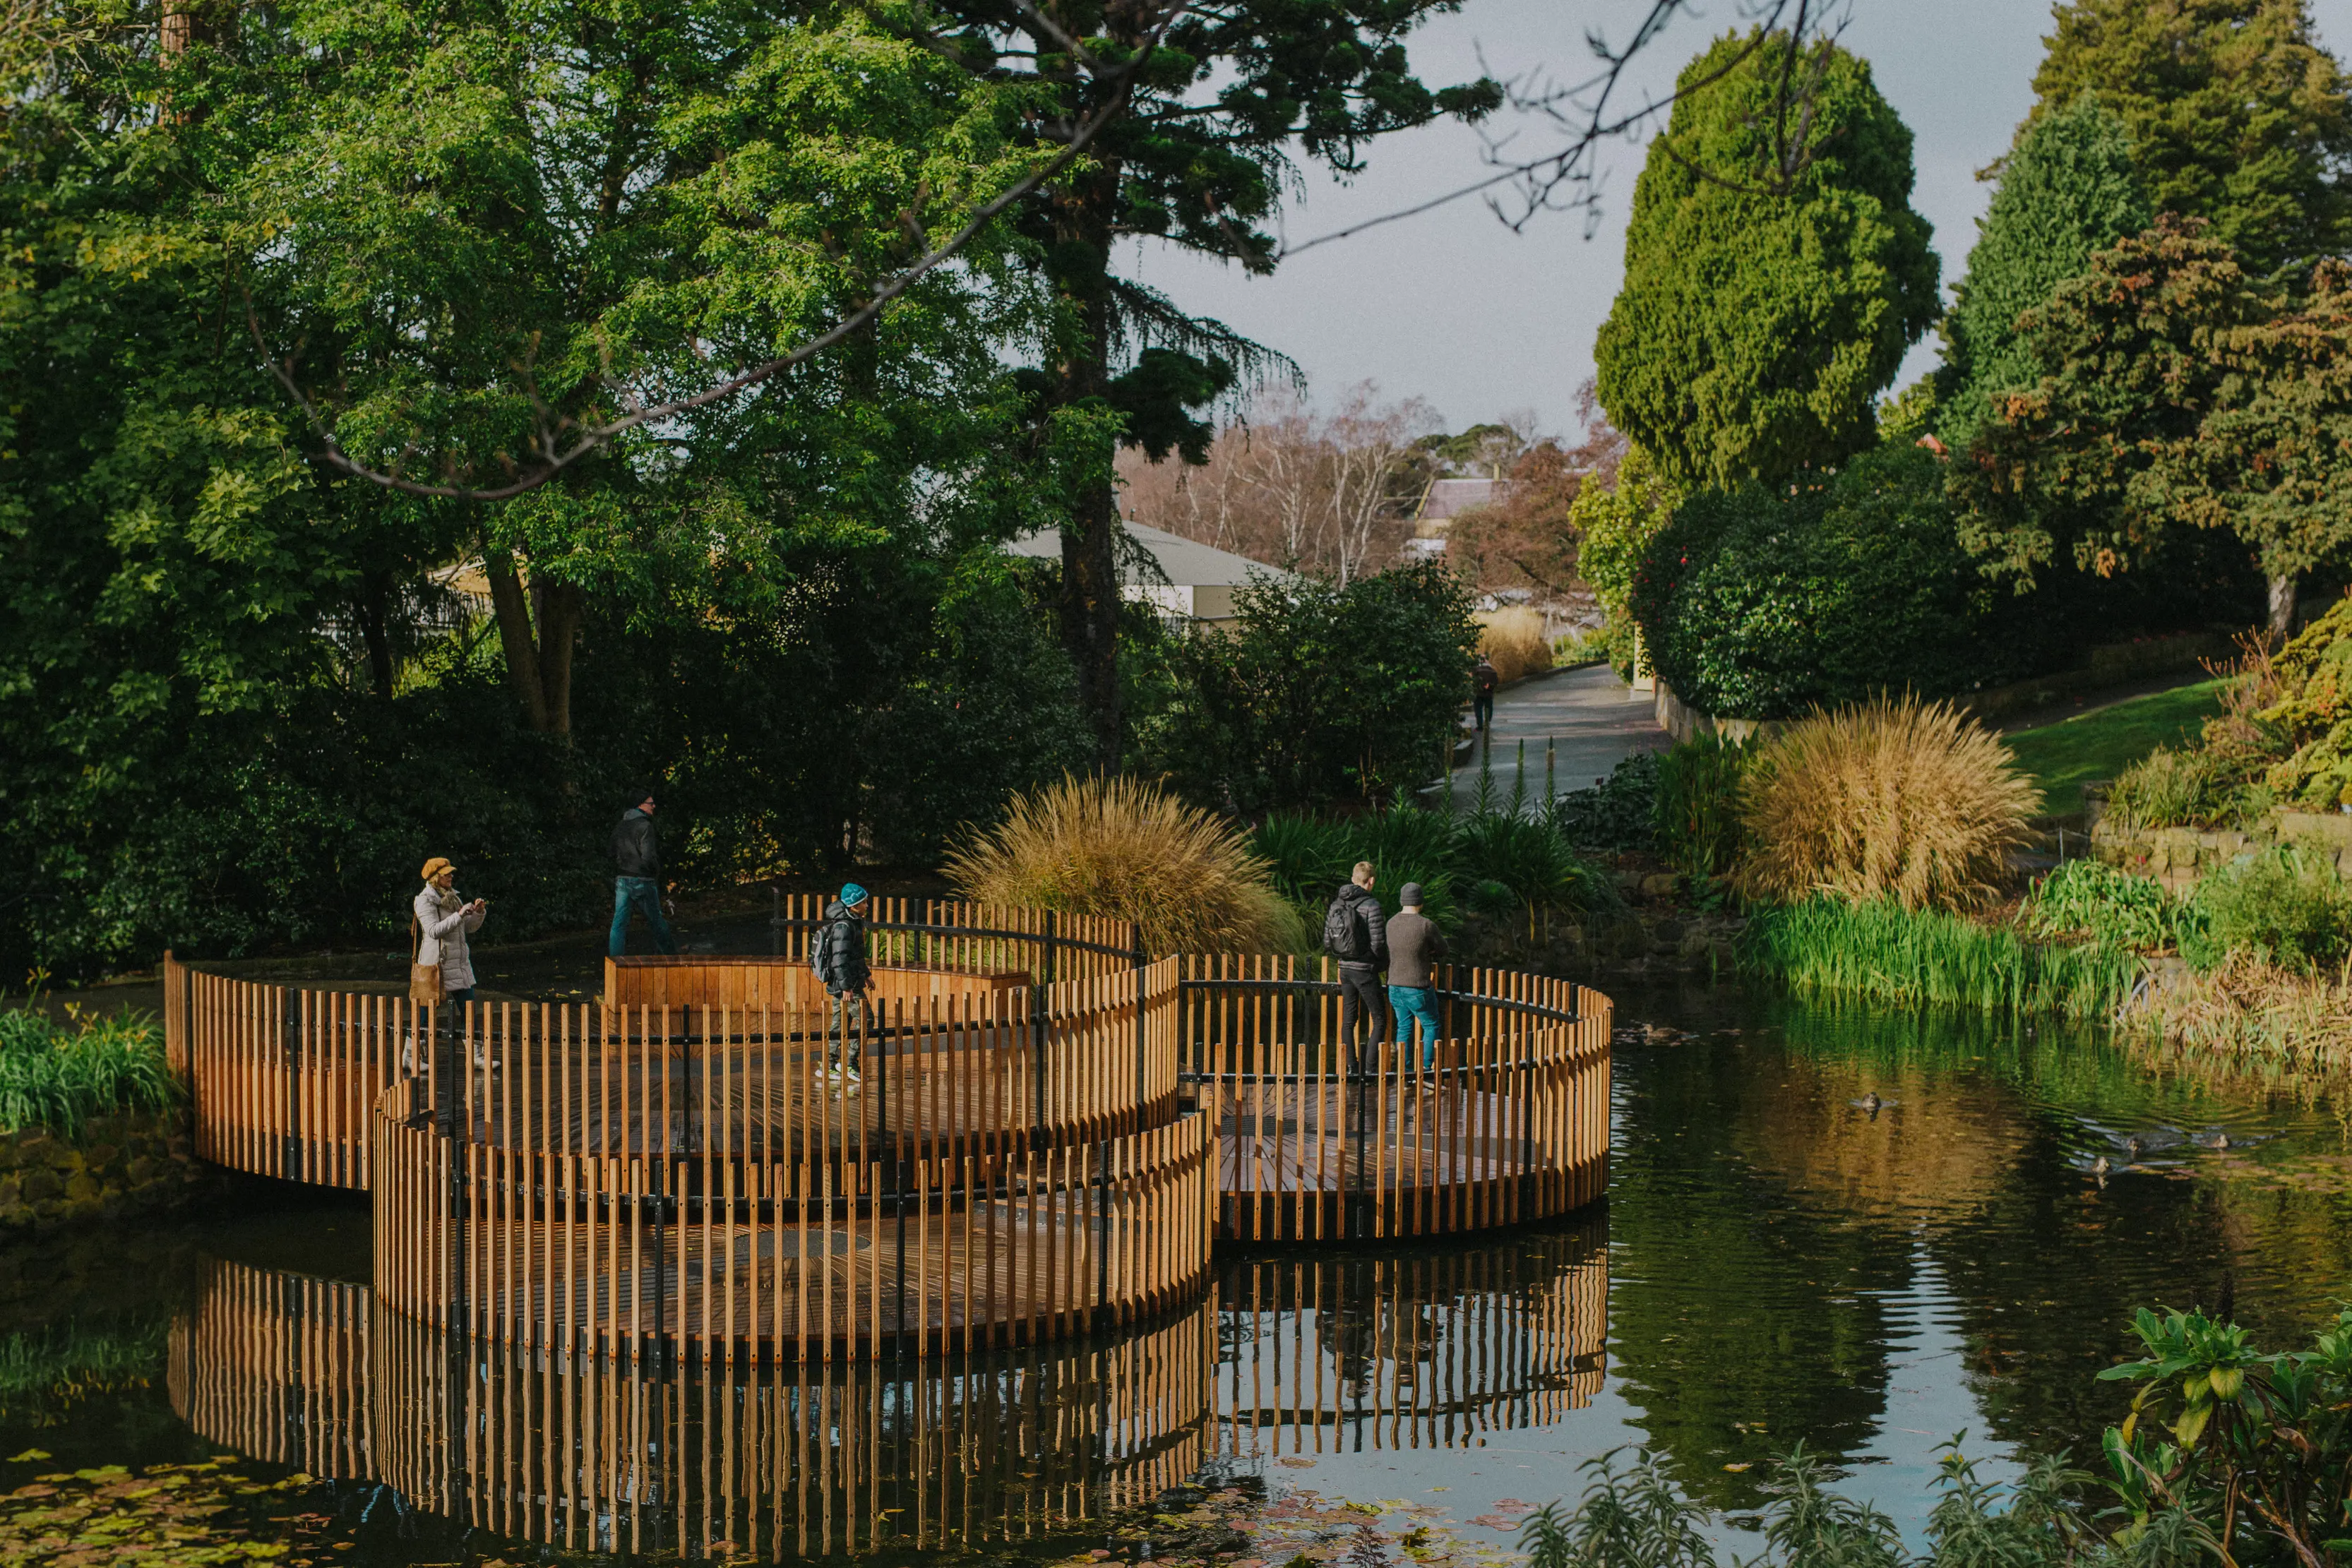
[1006,520,1294,589]
[1415,477,1510,523]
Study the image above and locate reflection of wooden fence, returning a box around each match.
[1180,957,1611,1240]
[1212,1223,1608,1455]
[168,1257,1216,1558]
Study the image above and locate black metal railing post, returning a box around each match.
[1030,911,1057,1149]
[1130,926,1150,1125]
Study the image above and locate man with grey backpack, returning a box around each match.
[1323,861,1388,1071]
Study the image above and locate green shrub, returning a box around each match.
[2105,746,2231,832]
[1550,753,1659,853]
[1450,810,1601,933]
[1743,898,2139,1017]
[2020,860,2178,951]
[1652,734,1748,876]
[1629,446,2046,719]
[2180,845,2352,973]
[0,1010,178,1137]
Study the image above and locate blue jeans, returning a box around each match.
[609,876,678,957]
[1390,986,1441,1065]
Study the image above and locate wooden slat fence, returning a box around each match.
[1180,956,1611,1240]
[169,1257,1217,1558]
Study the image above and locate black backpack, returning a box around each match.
[1322,892,1368,962]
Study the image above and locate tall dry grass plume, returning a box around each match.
[1475,608,1553,685]
[1739,696,2041,912]
[944,774,1297,955]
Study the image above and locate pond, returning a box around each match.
[5,979,2348,1562]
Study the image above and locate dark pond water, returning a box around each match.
[6,980,2348,1560]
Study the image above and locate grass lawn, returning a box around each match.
[2005,677,2231,816]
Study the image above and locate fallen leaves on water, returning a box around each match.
[0,1457,335,1567]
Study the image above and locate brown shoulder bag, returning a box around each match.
[407,912,443,1007]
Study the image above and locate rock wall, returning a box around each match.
[2093,810,2352,894]
[0,1108,208,1235]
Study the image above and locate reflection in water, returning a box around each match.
[1604,986,2352,1513]
[171,1259,1213,1557]
[1213,1224,1607,1458]
[167,1231,1611,1555]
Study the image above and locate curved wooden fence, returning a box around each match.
[164,909,1611,1360]
[1179,957,1611,1240]
[169,1257,1215,1558]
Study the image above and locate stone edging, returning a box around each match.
[0,1108,208,1235]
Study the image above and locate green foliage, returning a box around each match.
[2097,1305,2352,1568]
[2021,861,2180,952]
[2030,0,2352,275]
[1938,95,2151,451]
[1743,899,2142,1017]
[2180,844,2352,973]
[1632,446,2037,719]
[1130,563,1479,813]
[1250,802,1600,937]
[1568,447,1683,638]
[1652,736,1749,877]
[0,0,1097,974]
[1551,753,1661,854]
[1955,219,2352,606]
[2105,747,2235,832]
[0,1011,177,1138]
[1594,30,1940,491]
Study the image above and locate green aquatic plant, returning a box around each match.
[0,1009,177,1138]
[2021,861,2180,952]
[1743,898,2140,1017]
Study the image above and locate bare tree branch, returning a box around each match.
[252,0,1189,503]
[1277,0,1845,258]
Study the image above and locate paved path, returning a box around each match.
[1447,662,1671,808]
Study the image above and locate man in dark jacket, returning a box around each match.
[609,792,679,959]
[1385,883,1447,1068]
[1324,861,1388,1070]
[1472,656,1500,731]
[812,883,873,1086]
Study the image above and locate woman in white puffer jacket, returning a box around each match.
[413,856,488,1002]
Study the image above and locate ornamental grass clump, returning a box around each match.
[1738,696,2041,912]
[945,774,1296,956]
[0,1010,178,1138]
[1475,608,1554,684]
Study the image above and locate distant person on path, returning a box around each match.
[1323,861,1389,1070]
[413,857,487,1005]
[1385,884,1446,1068]
[609,791,679,958]
[1472,656,1499,731]
[813,883,873,1087]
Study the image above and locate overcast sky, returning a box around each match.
[1117,0,2352,441]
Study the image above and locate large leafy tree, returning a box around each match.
[0,0,1081,971]
[1936,95,2150,451]
[1955,218,2352,635]
[2028,0,2352,278]
[924,0,1503,762]
[1594,29,1940,492]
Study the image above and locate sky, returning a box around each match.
[1116,0,2352,441]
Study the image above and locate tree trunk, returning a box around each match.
[484,556,579,735]
[1045,157,1126,768]
[2268,572,2298,642]
[357,571,395,699]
